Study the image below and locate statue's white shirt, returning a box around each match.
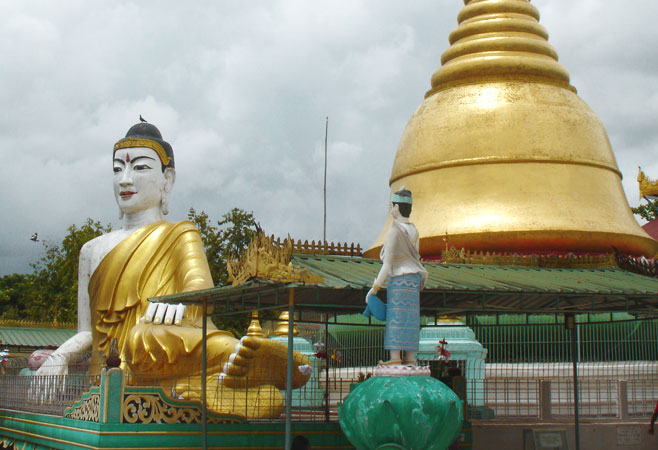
[374,217,428,289]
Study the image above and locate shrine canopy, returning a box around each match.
[0,321,77,356]
[150,253,658,317]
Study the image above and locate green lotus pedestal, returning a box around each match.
[338,376,463,450]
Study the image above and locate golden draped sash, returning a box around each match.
[88,220,229,376]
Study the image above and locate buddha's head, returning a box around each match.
[113,123,176,218]
[391,186,412,219]
[28,349,54,371]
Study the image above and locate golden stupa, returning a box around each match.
[366,0,658,258]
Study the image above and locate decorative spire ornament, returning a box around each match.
[275,311,298,337]
[246,311,264,337]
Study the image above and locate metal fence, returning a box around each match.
[2,313,657,422]
[468,314,658,419]
[0,363,100,416]
[315,313,658,421]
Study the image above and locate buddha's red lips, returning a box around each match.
[120,191,136,198]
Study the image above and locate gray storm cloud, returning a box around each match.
[1,0,657,275]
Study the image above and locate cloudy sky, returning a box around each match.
[1,0,657,276]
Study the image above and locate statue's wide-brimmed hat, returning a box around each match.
[114,122,175,168]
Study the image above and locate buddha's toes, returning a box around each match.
[218,336,311,390]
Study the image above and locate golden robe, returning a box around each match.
[88,220,230,378]
[87,220,307,418]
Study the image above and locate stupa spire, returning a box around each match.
[428,0,573,97]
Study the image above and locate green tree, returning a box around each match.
[188,207,257,285]
[0,273,31,319]
[18,219,110,323]
[188,207,260,336]
[631,202,657,222]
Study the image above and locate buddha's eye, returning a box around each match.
[113,166,122,173]
[134,164,151,171]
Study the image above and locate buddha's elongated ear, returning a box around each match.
[161,168,176,215]
[163,167,176,191]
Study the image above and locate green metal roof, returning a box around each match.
[152,255,658,316]
[0,326,76,348]
[291,255,658,294]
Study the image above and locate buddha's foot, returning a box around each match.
[174,377,283,420]
[218,336,311,390]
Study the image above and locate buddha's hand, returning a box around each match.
[141,302,186,326]
[30,352,69,403]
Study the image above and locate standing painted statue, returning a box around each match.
[35,121,310,419]
[364,187,428,366]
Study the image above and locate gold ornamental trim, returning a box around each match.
[227,231,323,287]
[64,392,100,422]
[638,167,658,198]
[122,392,242,425]
[114,138,171,166]
[440,246,616,268]
[0,319,75,329]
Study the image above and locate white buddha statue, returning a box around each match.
[35,122,310,418]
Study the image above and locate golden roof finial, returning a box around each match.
[638,167,658,198]
[227,230,323,287]
[246,311,264,337]
[275,311,298,337]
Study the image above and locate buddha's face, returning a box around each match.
[28,349,54,371]
[113,147,171,215]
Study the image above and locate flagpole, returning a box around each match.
[323,117,328,243]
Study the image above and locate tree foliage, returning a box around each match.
[188,207,257,286]
[188,207,261,336]
[0,273,31,320]
[631,202,657,222]
[0,219,110,323]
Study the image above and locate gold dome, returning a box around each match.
[366,0,658,258]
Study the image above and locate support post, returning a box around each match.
[540,380,552,421]
[202,297,208,450]
[618,380,629,420]
[324,313,330,422]
[284,288,295,450]
[565,314,580,450]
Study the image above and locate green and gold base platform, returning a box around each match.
[0,369,353,450]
